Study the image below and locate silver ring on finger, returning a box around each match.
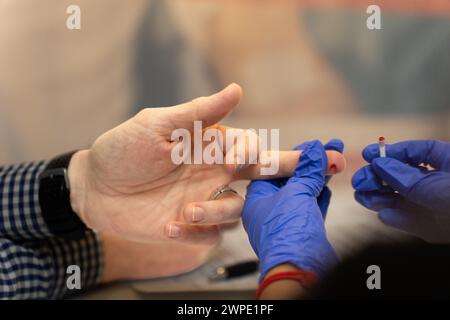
[209,184,238,201]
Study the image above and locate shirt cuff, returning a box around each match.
[42,230,104,299]
[0,161,53,240]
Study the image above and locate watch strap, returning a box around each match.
[39,151,88,240]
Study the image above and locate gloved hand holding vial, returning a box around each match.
[352,140,450,243]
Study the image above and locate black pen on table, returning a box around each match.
[209,260,259,281]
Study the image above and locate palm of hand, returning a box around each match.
[83,112,233,242]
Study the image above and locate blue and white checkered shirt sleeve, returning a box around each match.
[1,161,54,239]
[0,161,104,299]
[0,231,103,299]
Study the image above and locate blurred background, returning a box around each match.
[0,0,449,271]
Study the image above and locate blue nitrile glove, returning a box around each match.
[352,140,450,243]
[269,139,344,220]
[243,140,340,281]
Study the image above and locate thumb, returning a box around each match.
[167,83,242,131]
[372,157,450,214]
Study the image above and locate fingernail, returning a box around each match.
[167,224,180,238]
[192,206,205,222]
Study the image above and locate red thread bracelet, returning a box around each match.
[256,270,319,299]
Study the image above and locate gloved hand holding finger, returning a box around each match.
[175,138,346,233]
[243,140,341,281]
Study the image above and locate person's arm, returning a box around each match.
[0,231,102,299]
[243,140,344,300]
[258,264,307,300]
[0,160,54,240]
[0,161,104,299]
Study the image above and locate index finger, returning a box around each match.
[234,150,346,180]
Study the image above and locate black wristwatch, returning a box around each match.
[38,151,88,240]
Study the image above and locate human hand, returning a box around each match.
[253,139,345,220]
[352,140,450,243]
[67,83,345,244]
[68,84,246,243]
[243,140,345,281]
